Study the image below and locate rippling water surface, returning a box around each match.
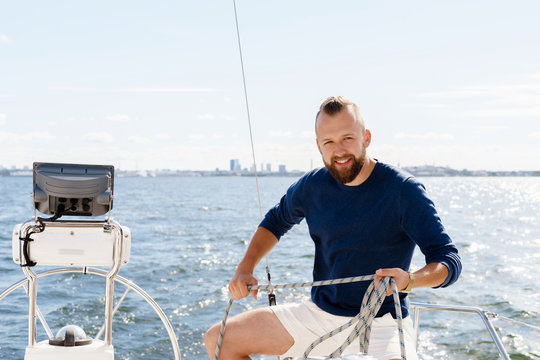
[1,176,539,359]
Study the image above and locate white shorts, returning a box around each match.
[270,298,418,360]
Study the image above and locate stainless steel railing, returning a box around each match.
[0,267,181,360]
[410,302,510,360]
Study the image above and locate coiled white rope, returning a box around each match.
[213,275,407,360]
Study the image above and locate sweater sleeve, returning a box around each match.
[400,177,462,287]
[259,177,306,240]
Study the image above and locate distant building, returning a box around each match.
[278,164,286,174]
[230,159,241,172]
[266,163,272,172]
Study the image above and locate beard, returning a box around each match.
[324,149,366,185]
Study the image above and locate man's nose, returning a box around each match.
[334,142,347,156]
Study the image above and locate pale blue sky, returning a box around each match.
[1,1,539,171]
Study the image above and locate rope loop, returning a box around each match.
[214,275,407,360]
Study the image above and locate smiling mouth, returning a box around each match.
[334,158,352,167]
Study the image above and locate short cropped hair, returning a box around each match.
[315,96,365,132]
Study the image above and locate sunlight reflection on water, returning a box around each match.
[0,176,539,359]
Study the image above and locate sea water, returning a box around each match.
[0,176,539,359]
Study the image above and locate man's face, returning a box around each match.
[316,106,370,185]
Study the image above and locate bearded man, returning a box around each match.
[204,96,461,360]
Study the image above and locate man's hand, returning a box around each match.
[375,268,410,296]
[228,270,259,300]
[227,227,279,301]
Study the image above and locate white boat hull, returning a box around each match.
[25,339,114,360]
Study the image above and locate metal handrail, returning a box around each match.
[0,267,181,360]
[103,221,124,345]
[17,218,127,347]
[410,302,510,360]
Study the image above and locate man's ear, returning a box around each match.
[316,138,322,154]
[364,129,372,148]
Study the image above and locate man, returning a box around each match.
[205,96,461,360]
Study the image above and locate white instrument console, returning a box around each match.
[12,221,131,267]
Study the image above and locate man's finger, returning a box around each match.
[376,268,398,296]
[374,268,387,289]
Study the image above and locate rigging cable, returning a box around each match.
[495,315,540,332]
[232,0,276,307]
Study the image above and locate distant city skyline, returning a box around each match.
[2,163,538,179]
[1,1,539,171]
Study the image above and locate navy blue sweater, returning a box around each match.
[260,162,461,318]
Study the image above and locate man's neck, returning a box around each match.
[344,156,376,186]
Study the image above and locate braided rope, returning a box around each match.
[391,280,406,360]
[324,278,389,359]
[214,275,407,360]
[214,298,234,360]
[301,278,388,359]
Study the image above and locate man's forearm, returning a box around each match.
[237,226,279,273]
[229,226,279,300]
[412,262,449,289]
[376,262,450,294]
